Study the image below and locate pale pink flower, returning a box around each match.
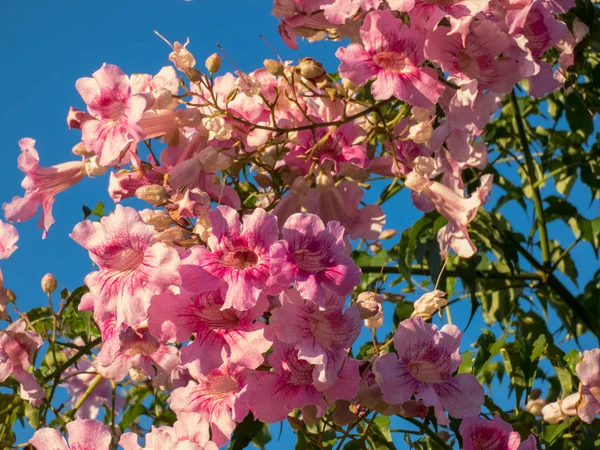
[425,20,518,94]
[130,66,179,110]
[120,414,218,450]
[75,64,147,166]
[270,213,361,301]
[3,138,86,238]
[271,289,361,389]
[576,348,600,423]
[250,340,360,423]
[459,416,522,450]
[169,363,255,446]
[374,316,484,424]
[305,178,386,241]
[61,357,124,419]
[405,0,488,30]
[30,419,111,450]
[336,10,443,107]
[285,122,369,173]
[70,204,181,327]
[95,320,179,383]
[0,220,18,259]
[148,289,272,377]
[0,319,45,406]
[541,393,579,424]
[179,206,279,311]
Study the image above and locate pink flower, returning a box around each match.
[70,205,181,327]
[95,320,179,383]
[406,0,487,30]
[3,138,86,238]
[180,206,279,311]
[374,316,483,424]
[285,123,369,173]
[0,220,18,259]
[0,319,45,406]
[271,289,361,389]
[459,416,522,450]
[75,64,147,166]
[250,340,360,423]
[148,289,272,377]
[576,348,600,423]
[269,213,361,300]
[120,414,218,450]
[425,20,518,94]
[169,363,255,446]
[305,178,386,241]
[336,10,443,107]
[61,357,124,419]
[30,419,111,450]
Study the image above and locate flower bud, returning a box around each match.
[297,58,325,79]
[254,173,272,189]
[72,141,94,157]
[524,398,546,416]
[6,289,16,303]
[332,400,358,426]
[529,388,542,400]
[140,209,173,232]
[169,40,196,71]
[437,431,451,442]
[369,243,382,254]
[186,67,203,83]
[356,292,384,329]
[301,405,319,426]
[129,367,147,383]
[41,273,57,294]
[379,229,397,240]
[411,290,447,320]
[542,393,580,424]
[342,78,358,91]
[205,53,222,73]
[316,171,333,189]
[135,185,168,205]
[264,59,284,76]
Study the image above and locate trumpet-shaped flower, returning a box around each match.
[3,138,86,238]
[0,220,18,259]
[30,419,111,450]
[169,363,255,446]
[459,416,522,450]
[70,204,181,327]
[374,316,483,424]
[576,348,600,423]
[271,289,361,389]
[336,10,443,107]
[269,213,361,300]
[180,206,279,311]
[148,289,272,377]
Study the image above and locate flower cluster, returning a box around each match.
[0,0,597,448]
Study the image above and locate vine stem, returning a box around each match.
[510,89,551,266]
[67,374,103,418]
[402,417,453,450]
[359,265,545,281]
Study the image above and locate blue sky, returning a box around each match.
[1,0,598,448]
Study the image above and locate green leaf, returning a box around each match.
[228,413,270,450]
[119,403,147,430]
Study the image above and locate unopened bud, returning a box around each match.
[297,58,325,79]
[525,398,546,416]
[41,274,57,294]
[264,59,284,76]
[254,173,272,189]
[437,431,451,442]
[379,229,397,240]
[129,367,147,383]
[316,171,333,189]
[135,185,168,205]
[369,243,382,254]
[411,290,447,320]
[332,400,358,426]
[205,53,222,73]
[530,389,542,400]
[342,78,358,91]
[301,405,319,426]
[356,292,384,329]
[542,393,580,424]
[186,67,203,83]
[6,290,16,303]
[72,141,94,157]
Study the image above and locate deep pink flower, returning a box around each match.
[459,416,522,450]
[305,178,386,241]
[285,122,369,173]
[3,138,86,238]
[70,204,181,327]
[250,340,360,423]
[95,319,179,383]
[180,206,279,311]
[148,289,272,377]
[120,413,218,450]
[76,64,147,166]
[0,319,44,406]
[30,419,111,450]
[336,10,443,107]
[374,316,483,424]
[270,213,361,300]
[169,363,255,446]
[425,20,518,94]
[404,0,487,30]
[0,220,18,260]
[576,348,600,423]
[271,289,361,389]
